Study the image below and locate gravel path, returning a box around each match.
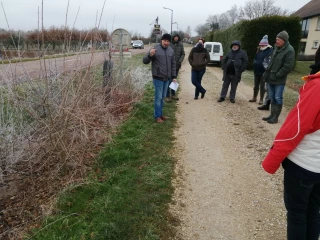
[171,47,290,240]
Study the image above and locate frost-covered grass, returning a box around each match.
[0,52,151,184]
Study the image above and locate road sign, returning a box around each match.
[111,28,131,51]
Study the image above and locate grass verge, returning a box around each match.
[241,61,313,109]
[27,82,179,240]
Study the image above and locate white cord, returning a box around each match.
[274,83,306,142]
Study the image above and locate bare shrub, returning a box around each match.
[0,50,150,238]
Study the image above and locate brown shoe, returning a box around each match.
[171,96,179,100]
[161,116,170,120]
[156,117,164,123]
[165,97,172,102]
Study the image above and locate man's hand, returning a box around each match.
[149,47,156,57]
[172,78,177,83]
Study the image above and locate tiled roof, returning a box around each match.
[293,0,320,19]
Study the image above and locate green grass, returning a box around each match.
[27,79,179,239]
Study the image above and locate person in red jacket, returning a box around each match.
[262,70,320,240]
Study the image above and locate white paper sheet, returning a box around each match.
[169,82,179,91]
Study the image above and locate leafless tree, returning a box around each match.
[228,5,239,24]
[185,26,192,37]
[206,14,220,31]
[238,0,290,20]
[220,13,234,30]
[194,24,210,37]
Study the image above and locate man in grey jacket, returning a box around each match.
[143,33,177,123]
[218,40,248,103]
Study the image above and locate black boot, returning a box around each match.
[262,103,275,121]
[258,99,270,110]
[267,104,282,124]
[249,89,258,102]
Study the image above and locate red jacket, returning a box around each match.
[262,72,320,174]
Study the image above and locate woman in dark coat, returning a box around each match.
[249,35,273,104]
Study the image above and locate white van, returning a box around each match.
[204,42,223,66]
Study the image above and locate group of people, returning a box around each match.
[143,31,320,240]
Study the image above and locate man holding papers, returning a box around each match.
[143,33,177,123]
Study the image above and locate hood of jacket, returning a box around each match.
[172,34,181,42]
[230,40,241,49]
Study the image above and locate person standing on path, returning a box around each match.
[262,30,295,124]
[166,33,185,102]
[143,33,177,123]
[249,35,273,105]
[262,70,320,240]
[217,40,248,103]
[188,38,210,100]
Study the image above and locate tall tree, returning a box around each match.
[194,24,210,37]
[185,26,192,37]
[206,15,220,31]
[239,0,290,20]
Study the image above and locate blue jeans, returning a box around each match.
[284,171,320,240]
[153,79,169,118]
[268,83,285,104]
[191,69,206,98]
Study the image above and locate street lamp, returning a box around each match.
[172,22,178,32]
[163,7,173,37]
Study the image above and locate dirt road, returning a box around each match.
[0,48,147,83]
[171,47,289,240]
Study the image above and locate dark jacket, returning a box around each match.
[143,43,176,80]
[263,41,295,85]
[170,34,185,69]
[222,40,248,82]
[253,46,273,76]
[309,46,320,74]
[188,44,210,71]
[315,46,320,63]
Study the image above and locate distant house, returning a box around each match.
[293,0,320,58]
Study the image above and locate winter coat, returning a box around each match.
[143,43,176,81]
[263,41,295,85]
[253,46,273,76]
[188,45,210,71]
[262,71,320,175]
[170,35,185,69]
[222,40,248,82]
[309,46,320,74]
[315,46,320,63]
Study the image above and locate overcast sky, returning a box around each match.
[0,0,311,38]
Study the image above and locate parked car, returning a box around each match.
[204,42,223,67]
[132,40,144,49]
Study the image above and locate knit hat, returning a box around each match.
[277,30,289,42]
[259,35,269,46]
[161,33,171,42]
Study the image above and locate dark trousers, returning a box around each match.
[166,68,180,97]
[220,74,238,99]
[191,69,206,98]
[284,171,320,240]
[253,74,265,98]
